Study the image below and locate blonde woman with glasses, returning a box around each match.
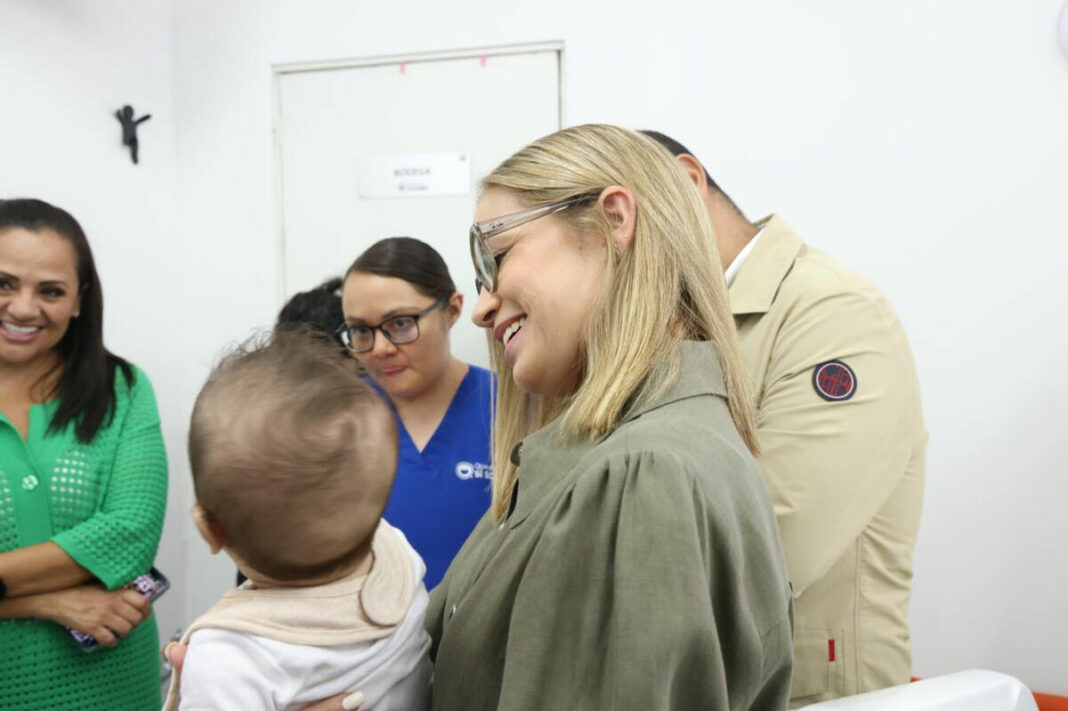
[425,125,794,710]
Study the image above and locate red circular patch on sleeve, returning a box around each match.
[813,360,857,401]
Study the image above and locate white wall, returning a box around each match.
[169,0,1068,694]
[3,0,1064,697]
[0,0,188,651]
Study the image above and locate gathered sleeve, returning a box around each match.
[494,449,791,710]
[51,369,168,590]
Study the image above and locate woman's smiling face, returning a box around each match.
[470,188,607,397]
[0,227,80,369]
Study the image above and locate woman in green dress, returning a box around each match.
[0,199,168,710]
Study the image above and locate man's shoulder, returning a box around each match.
[736,216,891,318]
[760,242,908,351]
[781,240,887,306]
[750,229,917,379]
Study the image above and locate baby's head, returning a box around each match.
[188,328,397,584]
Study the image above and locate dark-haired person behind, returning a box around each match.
[0,199,168,709]
[339,237,492,589]
[276,276,346,350]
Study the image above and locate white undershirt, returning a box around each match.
[178,543,431,711]
[724,227,765,286]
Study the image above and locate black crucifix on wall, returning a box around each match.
[115,105,151,164]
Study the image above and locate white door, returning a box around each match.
[275,45,562,368]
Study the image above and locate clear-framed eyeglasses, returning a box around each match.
[336,297,447,354]
[469,194,597,294]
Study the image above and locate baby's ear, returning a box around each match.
[191,506,226,554]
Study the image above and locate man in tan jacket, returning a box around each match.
[643,131,926,707]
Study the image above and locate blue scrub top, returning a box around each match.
[373,365,493,589]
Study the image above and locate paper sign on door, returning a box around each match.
[356,151,471,198]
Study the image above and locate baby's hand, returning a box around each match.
[301,691,364,710]
[163,640,187,670]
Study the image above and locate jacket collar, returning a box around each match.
[621,340,727,422]
[729,214,803,316]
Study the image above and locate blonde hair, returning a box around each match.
[189,328,398,581]
[482,124,758,520]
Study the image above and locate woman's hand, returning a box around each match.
[163,644,363,709]
[38,584,150,648]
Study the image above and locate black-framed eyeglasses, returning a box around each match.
[469,194,598,294]
[336,297,447,353]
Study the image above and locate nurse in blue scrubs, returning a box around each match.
[339,237,492,589]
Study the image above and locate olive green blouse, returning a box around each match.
[427,341,793,710]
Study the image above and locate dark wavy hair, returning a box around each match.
[0,199,131,442]
[276,276,346,351]
[346,237,456,300]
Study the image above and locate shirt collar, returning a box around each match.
[724,225,764,286]
[728,214,804,316]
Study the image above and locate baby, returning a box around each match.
[163,330,431,710]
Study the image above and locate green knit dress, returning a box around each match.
[0,365,168,710]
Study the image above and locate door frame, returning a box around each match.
[270,41,565,304]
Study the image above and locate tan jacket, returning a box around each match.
[730,216,926,707]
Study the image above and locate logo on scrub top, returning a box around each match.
[455,462,493,481]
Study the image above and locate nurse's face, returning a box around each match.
[342,272,460,402]
[470,188,607,397]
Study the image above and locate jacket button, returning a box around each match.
[448,604,457,619]
[21,474,39,491]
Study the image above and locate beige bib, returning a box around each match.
[162,521,416,710]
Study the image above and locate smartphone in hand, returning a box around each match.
[68,567,170,651]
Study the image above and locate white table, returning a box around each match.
[800,670,1038,711]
